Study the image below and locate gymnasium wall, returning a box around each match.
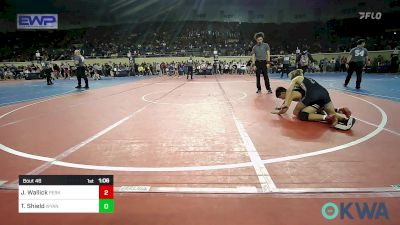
[2,50,393,66]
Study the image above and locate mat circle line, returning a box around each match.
[0,90,387,172]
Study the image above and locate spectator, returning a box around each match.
[390,46,399,73]
[296,50,314,74]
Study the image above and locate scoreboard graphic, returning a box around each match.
[18,175,114,213]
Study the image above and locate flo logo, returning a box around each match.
[321,202,389,220]
[359,12,382,20]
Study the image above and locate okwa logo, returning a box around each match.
[321,202,389,220]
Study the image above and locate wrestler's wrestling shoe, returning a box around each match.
[334,117,356,131]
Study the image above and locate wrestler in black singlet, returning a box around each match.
[296,77,331,108]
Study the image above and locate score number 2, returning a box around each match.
[99,185,114,199]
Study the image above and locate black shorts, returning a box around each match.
[301,89,331,108]
[76,66,86,77]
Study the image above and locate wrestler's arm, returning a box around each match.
[280,76,304,112]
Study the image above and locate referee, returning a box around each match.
[251,32,272,94]
[74,49,89,89]
[344,39,368,89]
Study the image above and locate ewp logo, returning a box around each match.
[359,12,382,20]
[17,14,58,29]
[322,202,389,220]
